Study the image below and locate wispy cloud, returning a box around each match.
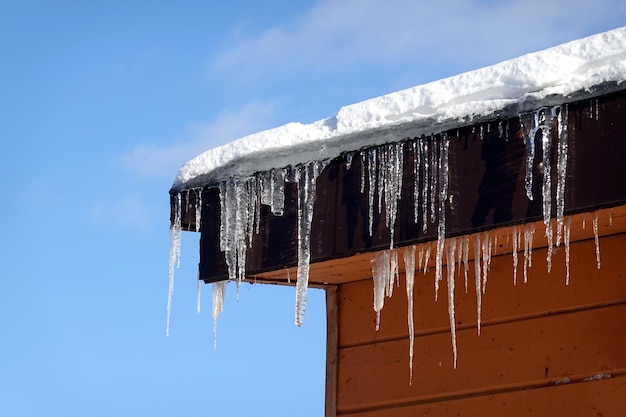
[121,100,279,183]
[89,195,155,232]
[212,0,626,80]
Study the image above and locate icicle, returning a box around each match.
[196,276,202,314]
[423,242,432,274]
[435,135,449,301]
[523,223,535,283]
[520,113,536,201]
[430,136,438,224]
[546,220,554,273]
[295,161,326,326]
[360,150,366,194]
[595,98,599,121]
[195,188,202,232]
[246,179,258,248]
[166,193,182,336]
[259,171,271,207]
[446,238,458,368]
[212,281,227,349]
[512,225,519,285]
[555,105,568,246]
[593,212,601,270]
[219,180,239,284]
[456,237,463,278]
[540,108,555,273]
[481,231,492,295]
[404,246,416,383]
[418,244,425,274]
[564,216,572,285]
[382,143,404,249]
[474,233,482,335]
[345,152,354,170]
[371,250,391,331]
[388,249,398,297]
[237,179,252,287]
[367,148,377,236]
[377,146,386,215]
[270,168,286,216]
[413,139,420,225]
[421,137,429,234]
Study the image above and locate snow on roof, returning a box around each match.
[172,26,626,192]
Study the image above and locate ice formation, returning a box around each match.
[445,238,458,369]
[371,250,393,331]
[294,161,327,326]
[212,281,227,349]
[166,193,182,337]
[435,135,450,301]
[167,28,624,373]
[593,212,601,269]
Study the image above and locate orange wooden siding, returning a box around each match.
[333,231,626,416]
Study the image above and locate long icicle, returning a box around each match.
[421,137,429,234]
[520,113,536,201]
[295,161,325,326]
[564,216,572,285]
[541,108,555,273]
[446,238,458,368]
[593,211,601,270]
[512,225,519,285]
[212,281,227,349]
[474,233,482,335]
[166,193,182,336]
[556,105,569,246]
[435,135,449,301]
[404,245,416,383]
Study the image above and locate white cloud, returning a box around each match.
[121,100,279,183]
[212,0,626,80]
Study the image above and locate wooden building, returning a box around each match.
[170,29,626,416]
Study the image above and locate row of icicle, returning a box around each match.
[167,103,606,362]
[371,209,606,383]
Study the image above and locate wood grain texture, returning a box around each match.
[337,305,626,413]
[334,232,626,415]
[338,374,626,416]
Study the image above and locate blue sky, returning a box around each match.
[1,1,625,416]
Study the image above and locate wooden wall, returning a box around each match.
[330,231,626,416]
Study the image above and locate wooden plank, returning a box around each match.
[338,231,626,347]
[325,286,339,417]
[336,304,626,412]
[338,374,626,416]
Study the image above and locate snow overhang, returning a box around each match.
[170,27,626,194]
